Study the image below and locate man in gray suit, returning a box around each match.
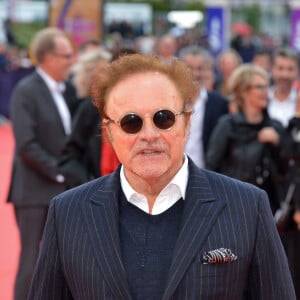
[8,27,78,300]
[29,54,295,299]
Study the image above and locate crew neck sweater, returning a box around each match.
[119,191,184,300]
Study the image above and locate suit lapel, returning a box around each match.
[79,161,226,300]
[35,72,68,134]
[80,171,132,300]
[162,161,226,300]
[202,93,211,148]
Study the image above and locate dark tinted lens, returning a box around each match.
[120,113,143,134]
[153,110,176,130]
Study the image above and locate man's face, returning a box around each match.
[157,36,177,58]
[252,54,272,73]
[183,54,210,84]
[47,36,74,81]
[219,53,240,78]
[104,72,190,184]
[271,56,299,91]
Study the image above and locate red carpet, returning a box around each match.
[0,122,19,300]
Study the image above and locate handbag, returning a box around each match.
[255,155,271,187]
[274,181,295,233]
[254,145,271,187]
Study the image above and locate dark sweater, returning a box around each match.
[119,192,184,300]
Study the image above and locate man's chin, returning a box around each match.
[132,165,169,180]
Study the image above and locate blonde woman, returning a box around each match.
[206,63,288,214]
[72,48,111,98]
[59,48,118,187]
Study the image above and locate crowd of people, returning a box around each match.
[2,25,300,299]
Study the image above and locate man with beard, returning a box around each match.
[268,47,299,128]
[269,47,300,299]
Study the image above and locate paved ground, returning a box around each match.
[0,122,19,300]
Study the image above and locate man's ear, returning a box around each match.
[103,123,114,144]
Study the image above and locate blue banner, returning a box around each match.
[206,7,227,57]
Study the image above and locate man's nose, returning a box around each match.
[138,116,160,140]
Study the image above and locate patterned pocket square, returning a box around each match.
[201,248,238,264]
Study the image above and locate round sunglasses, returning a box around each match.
[104,109,191,134]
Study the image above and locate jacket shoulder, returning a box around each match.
[201,168,259,188]
[207,91,229,103]
[200,168,267,205]
[14,71,39,89]
[214,113,234,128]
[52,172,119,206]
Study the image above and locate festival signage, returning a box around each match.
[49,0,103,47]
[206,6,228,57]
[290,8,300,51]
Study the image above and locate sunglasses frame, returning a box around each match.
[104,108,191,134]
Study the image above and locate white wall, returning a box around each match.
[0,0,48,43]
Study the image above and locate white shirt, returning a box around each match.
[36,68,71,135]
[120,155,189,215]
[185,87,207,168]
[268,87,297,128]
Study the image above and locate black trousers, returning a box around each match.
[282,229,300,300]
[13,205,48,300]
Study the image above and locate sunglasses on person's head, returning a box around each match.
[104,108,191,134]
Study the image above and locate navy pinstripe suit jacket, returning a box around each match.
[28,159,296,299]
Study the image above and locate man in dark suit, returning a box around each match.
[8,27,79,300]
[179,45,229,168]
[28,54,295,299]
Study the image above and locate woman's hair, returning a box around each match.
[72,48,112,98]
[228,63,268,109]
[91,53,199,117]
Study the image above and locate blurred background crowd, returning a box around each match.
[0,0,297,119]
[2,0,300,299]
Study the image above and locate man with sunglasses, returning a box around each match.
[29,54,295,299]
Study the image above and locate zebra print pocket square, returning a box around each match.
[201,248,238,264]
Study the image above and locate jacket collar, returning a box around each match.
[80,160,227,299]
[162,159,226,299]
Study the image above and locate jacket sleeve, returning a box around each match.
[246,190,296,299]
[205,115,232,171]
[59,100,100,187]
[267,119,289,176]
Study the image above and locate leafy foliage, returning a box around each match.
[12,21,46,49]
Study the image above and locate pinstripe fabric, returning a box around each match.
[28,160,296,300]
